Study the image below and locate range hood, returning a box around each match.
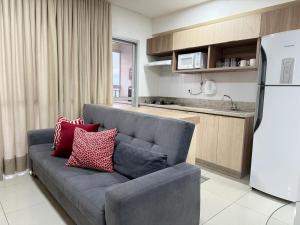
[145,60,172,67]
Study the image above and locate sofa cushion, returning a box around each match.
[29,144,129,225]
[53,116,84,147]
[67,128,117,172]
[52,122,100,158]
[113,142,168,179]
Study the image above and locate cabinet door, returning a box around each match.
[173,14,260,50]
[216,117,245,172]
[214,14,261,44]
[197,114,219,163]
[260,2,300,36]
[147,33,173,55]
[173,24,216,50]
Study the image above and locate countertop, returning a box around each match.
[138,103,255,118]
[112,103,200,124]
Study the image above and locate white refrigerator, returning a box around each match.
[250,29,300,202]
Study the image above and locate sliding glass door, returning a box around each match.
[112,39,137,105]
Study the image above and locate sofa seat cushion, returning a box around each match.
[29,144,129,225]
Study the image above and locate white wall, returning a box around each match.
[155,67,258,102]
[153,0,294,34]
[112,5,160,97]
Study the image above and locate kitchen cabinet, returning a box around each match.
[196,114,254,178]
[147,33,173,56]
[197,114,219,163]
[173,23,216,50]
[260,2,300,36]
[147,13,262,74]
[115,103,254,178]
[213,14,261,44]
[216,117,246,172]
[173,14,261,50]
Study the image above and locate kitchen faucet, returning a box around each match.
[223,95,238,111]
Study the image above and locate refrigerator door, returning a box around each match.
[250,86,300,201]
[262,29,300,85]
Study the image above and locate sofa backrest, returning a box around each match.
[83,104,195,166]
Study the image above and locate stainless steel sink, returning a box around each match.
[176,104,243,113]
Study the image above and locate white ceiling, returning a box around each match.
[110,0,211,18]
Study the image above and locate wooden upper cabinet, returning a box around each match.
[173,23,216,50]
[260,2,300,36]
[214,14,261,44]
[146,33,173,56]
[173,14,261,50]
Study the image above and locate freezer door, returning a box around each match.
[262,29,300,85]
[250,86,300,201]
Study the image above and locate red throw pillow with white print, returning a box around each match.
[52,122,100,158]
[53,116,84,148]
[66,128,118,172]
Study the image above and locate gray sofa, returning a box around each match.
[28,104,200,225]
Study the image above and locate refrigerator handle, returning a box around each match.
[258,46,267,86]
[254,46,267,132]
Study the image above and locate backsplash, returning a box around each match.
[139,96,256,112]
[144,66,259,103]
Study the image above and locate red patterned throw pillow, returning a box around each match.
[66,128,117,172]
[52,122,100,158]
[53,116,84,148]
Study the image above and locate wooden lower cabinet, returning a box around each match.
[216,117,245,172]
[196,114,254,178]
[197,114,219,163]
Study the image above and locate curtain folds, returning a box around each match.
[0,0,112,177]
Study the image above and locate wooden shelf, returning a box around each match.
[173,66,258,74]
[171,46,209,73]
[171,38,260,74]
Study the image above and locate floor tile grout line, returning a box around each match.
[202,189,251,224]
[235,198,285,218]
[3,200,49,216]
[0,201,10,225]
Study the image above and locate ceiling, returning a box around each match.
[110,0,211,18]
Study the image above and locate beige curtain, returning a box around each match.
[55,0,112,118]
[0,0,112,176]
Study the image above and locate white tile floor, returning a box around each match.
[0,173,74,225]
[0,168,294,225]
[200,168,292,225]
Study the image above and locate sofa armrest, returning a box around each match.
[105,163,200,225]
[27,128,54,147]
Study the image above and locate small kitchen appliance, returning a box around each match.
[177,52,207,70]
